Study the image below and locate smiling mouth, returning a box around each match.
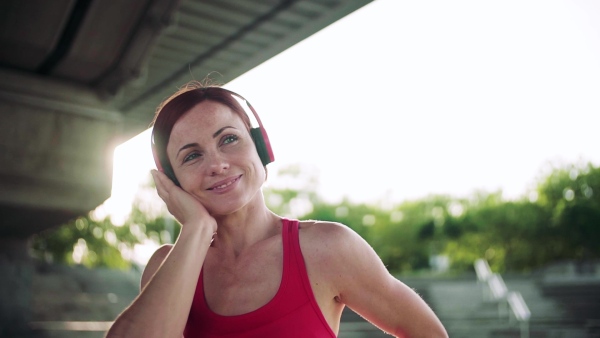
[207,175,242,190]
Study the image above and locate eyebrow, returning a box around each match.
[176,126,237,158]
[213,126,235,138]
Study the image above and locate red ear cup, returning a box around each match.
[250,127,274,166]
[259,125,275,165]
[241,99,274,165]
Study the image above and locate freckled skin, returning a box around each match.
[166,101,266,217]
[106,96,448,338]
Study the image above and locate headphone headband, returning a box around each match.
[220,89,275,165]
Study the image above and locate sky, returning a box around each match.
[102,0,600,224]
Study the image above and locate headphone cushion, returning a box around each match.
[250,127,272,166]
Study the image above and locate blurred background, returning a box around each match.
[1,0,599,337]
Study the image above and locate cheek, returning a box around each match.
[239,141,263,169]
[178,177,197,194]
[172,165,201,191]
[250,150,267,178]
[256,164,266,181]
[240,151,266,184]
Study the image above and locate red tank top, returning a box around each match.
[183,218,336,337]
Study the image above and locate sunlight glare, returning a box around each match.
[105,129,154,225]
[105,0,600,225]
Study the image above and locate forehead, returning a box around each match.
[168,100,245,145]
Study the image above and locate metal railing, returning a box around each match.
[474,259,531,338]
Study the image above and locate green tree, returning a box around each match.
[535,162,600,260]
[30,161,600,275]
[31,174,174,269]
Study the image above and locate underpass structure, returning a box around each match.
[0,1,373,335]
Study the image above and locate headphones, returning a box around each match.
[151,88,274,185]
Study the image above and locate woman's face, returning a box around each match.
[166,100,265,215]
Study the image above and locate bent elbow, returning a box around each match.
[105,320,129,338]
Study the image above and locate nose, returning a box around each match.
[205,152,229,176]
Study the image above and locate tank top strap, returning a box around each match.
[280,218,297,285]
[283,218,308,285]
[280,218,308,298]
[283,218,333,335]
[282,218,310,291]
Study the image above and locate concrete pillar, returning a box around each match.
[0,70,124,336]
[0,238,33,337]
[0,69,123,237]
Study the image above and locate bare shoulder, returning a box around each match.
[140,244,173,290]
[299,220,367,251]
[299,221,448,337]
[298,220,373,270]
[297,219,391,300]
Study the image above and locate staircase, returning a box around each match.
[430,274,599,338]
[29,262,140,338]
[26,262,600,338]
[338,276,435,337]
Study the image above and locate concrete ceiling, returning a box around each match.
[0,0,373,138]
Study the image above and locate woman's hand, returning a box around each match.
[151,169,217,233]
[107,172,217,338]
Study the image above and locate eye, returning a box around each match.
[183,152,201,163]
[221,134,239,145]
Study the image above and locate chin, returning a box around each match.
[205,199,246,217]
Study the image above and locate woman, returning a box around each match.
[106,82,448,338]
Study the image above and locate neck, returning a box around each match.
[211,193,281,257]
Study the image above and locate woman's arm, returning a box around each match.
[105,170,217,338]
[309,222,448,338]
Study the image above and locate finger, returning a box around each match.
[151,170,170,201]
[153,169,180,193]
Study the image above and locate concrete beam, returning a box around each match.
[0,69,122,237]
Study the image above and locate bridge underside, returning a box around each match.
[0,0,372,238]
[0,1,373,335]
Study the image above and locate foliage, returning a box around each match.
[281,161,600,274]
[31,216,133,269]
[30,175,175,269]
[31,161,600,274]
[535,162,600,260]
[437,161,600,273]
